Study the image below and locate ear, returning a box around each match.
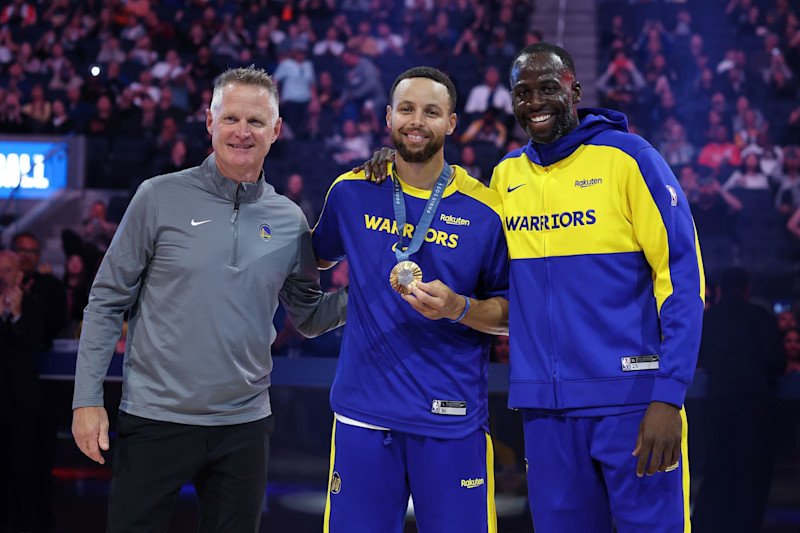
[206,108,213,135]
[447,112,457,135]
[385,105,392,129]
[272,117,282,142]
[573,81,582,104]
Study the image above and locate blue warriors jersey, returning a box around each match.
[313,164,509,438]
[490,108,704,413]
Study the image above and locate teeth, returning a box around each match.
[530,115,552,123]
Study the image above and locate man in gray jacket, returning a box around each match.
[71,66,347,532]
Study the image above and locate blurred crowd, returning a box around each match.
[0,0,541,209]
[597,0,800,277]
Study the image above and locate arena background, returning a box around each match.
[1,0,799,531]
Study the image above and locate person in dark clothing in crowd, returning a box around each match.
[693,267,786,533]
[0,249,48,533]
[11,232,67,350]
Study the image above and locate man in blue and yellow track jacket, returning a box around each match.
[489,43,705,533]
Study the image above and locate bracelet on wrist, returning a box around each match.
[451,295,470,323]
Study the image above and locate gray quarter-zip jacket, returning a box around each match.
[72,154,347,425]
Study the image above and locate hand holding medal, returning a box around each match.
[388,163,451,294]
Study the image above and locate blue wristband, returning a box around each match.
[451,295,470,323]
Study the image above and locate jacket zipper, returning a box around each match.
[541,165,559,408]
[230,183,241,266]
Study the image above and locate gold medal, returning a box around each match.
[389,260,423,295]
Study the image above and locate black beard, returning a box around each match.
[391,129,444,163]
[521,107,579,144]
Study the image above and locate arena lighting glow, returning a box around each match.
[0,137,71,200]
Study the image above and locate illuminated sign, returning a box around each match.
[0,136,78,200]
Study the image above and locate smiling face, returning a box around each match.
[206,83,281,183]
[387,77,456,164]
[511,51,581,144]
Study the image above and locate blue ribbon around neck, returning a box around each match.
[391,162,451,263]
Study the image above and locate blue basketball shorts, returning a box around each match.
[323,419,497,533]
[522,408,691,533]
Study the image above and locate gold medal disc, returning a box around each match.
[389,261,423,295]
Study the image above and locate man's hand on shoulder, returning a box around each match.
[72,406,110,465]
[352,147,395,184]
[632,401,682,477]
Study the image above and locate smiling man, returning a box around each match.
[71,66,347,531]
[491,42,705,533]
[313,66,509,532]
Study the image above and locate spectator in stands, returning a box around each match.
[689,167,742,247]
[21,83,50,133]
[782,104,800,146]
[463,66,513,121]
[460,108,507,148]
[784,327,800,373]
[127,35,158,67]
[0,249,46,533]
[63,200,119,275]
[190,46,221,88]
[129,69,161,107]
[0,0,37,27]
[16,41,41,75]
[308,70,341,139]
[777,309,798,333]
[659,119,695,167]
[210,14,245,60]
[48,58,84,92]
[40,39,65,77]
[120,14,147,43]
[0,91,29,133]
[596,53,646,117]
[722,150,770,191]
[231,14,253,49]
[86,94,118,137]
[346,20,379,57]
[92,6,119,43]
[330,118,372,166]
[763,49,796,101]
[63,85,91,132]
[61,13,88,53]
[453,26,481,58]
[485,27,517,69]
[776,146,800,216]
[375,22,404,56]
[698,124,742,172]
[313,25,345,57]
[273,44,316,139]
[143,10,175,44]
[458,144,483,184]
[339,49,386,120]
[751,131,784,180]
[46,98,75,134]
[10,232,66,350]
[61,253,90,339]
[158,139,193,175]
[284,173,316,224]
[151,49,190,87]
[3,61,31,97]
[695,267,785,533]
[156,87,186,123]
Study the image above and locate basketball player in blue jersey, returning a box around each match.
[312,67,509,533]
[362,44,704,533]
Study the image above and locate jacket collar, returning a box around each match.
[197,153,267,203]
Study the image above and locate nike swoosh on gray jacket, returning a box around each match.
[72,154,347,425]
